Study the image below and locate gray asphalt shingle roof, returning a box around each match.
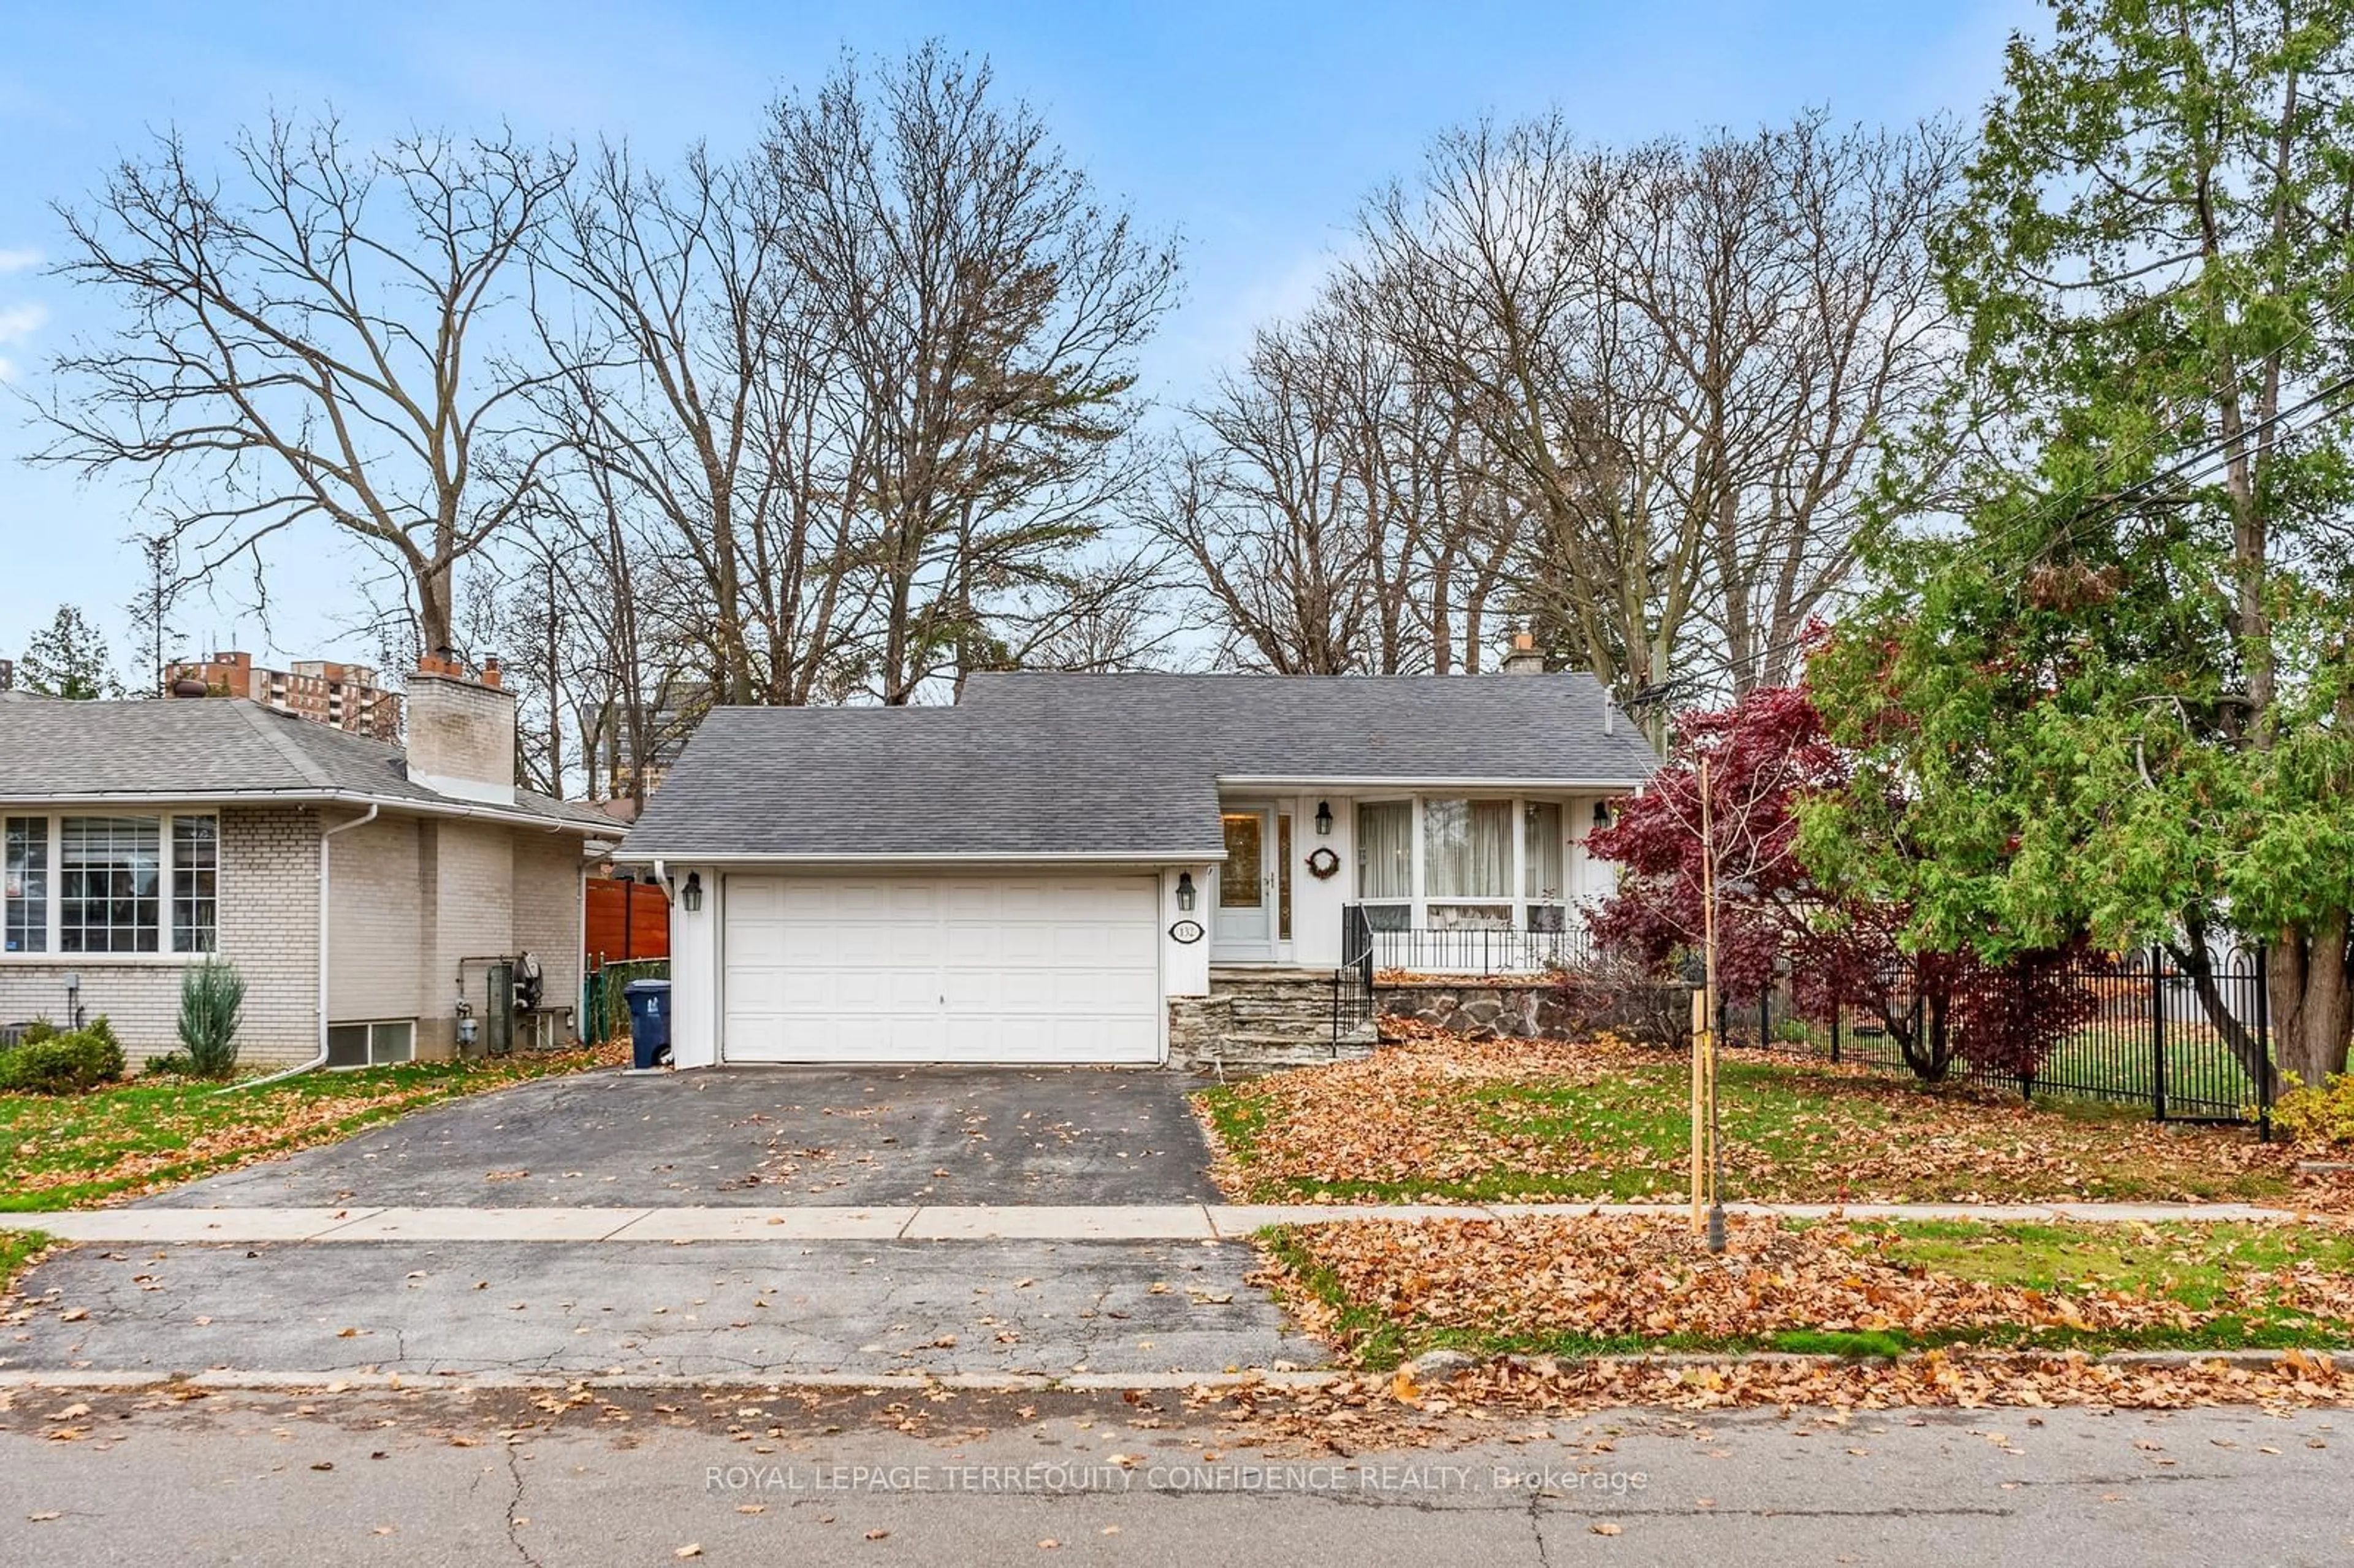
[618,672,1656,861]
[616,706,1225,861]
[0,696,608,831]
[960,671,1659,781]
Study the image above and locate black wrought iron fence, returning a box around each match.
[1801,945,2274,1136]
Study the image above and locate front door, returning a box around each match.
[1214,808,1274,957]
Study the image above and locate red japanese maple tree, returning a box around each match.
[1588,683,2093,1081]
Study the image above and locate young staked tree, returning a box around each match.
[1810,0,2354,1088]
[37,116,576,655]
[14,604,122,699]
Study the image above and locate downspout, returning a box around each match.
[224,804,379,1092]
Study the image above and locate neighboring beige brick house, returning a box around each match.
[0,659,614,1068]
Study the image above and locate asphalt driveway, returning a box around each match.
[143,1065,1224,1209]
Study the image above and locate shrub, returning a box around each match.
[2274,1073,2354,1151]
[0,1019,127,1094]
[178,957,246,1079]
[18,1017,59,1046]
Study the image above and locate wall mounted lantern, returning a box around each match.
[1314,800,1334,837]
[680,871,704,913]
[1592,799,1613,831]
[1175,872,1197,912]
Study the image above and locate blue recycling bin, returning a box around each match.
[623,979,672,1069]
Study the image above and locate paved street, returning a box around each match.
[142,1067,1220,1209]
[2,1384,2347,1566]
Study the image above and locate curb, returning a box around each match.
[6,1348,2344,1399]
[0,1367,1344,1394]
[9,1198,2318,1246]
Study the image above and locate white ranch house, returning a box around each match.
[614,665,1658,1070]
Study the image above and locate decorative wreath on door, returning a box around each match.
[1305,847,1343,880]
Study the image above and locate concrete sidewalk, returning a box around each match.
[18,1198,2301,1244]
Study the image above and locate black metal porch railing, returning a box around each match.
[1332,903,1376,1049]
[1355,917,1602,976]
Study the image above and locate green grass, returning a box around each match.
[0,1228,54,1291]
[1266,1218,2354,1369]
[1829,1021,2260,1108]
[1202,1052,2290,1206]
[0,1046,615,1211]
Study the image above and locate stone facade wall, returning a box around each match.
[1378,980,1577,1041]
[1166,994,1233,1071]
[0,805,321,1065]
[1377,977,1692,1044]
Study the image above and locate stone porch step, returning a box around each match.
[1209,966,1338,985]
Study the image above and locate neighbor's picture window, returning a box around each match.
[0,812,220,957]
[61,815,162,953]
[172,816,219,953]
[4,816,47,954]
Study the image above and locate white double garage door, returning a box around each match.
[720,873,1164,1064]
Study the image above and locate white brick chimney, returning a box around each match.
[405,653,516,805]
[1501,631,1547,676]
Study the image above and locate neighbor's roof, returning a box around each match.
[0,696,609,832]
[615,706,1224,862]
[616,672,1656,862]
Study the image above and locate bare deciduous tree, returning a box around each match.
[1152,291,1523,674]
[1354,112,1958,716]
[39,117,576,655]
[764,44,1180,701]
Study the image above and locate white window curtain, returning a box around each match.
[1424,799,1510,897]
[1524,802,1564,900]
[1356,802,1411,899]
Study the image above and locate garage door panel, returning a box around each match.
[722,873,1162,1064]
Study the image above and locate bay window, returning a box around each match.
[1354,794,1583,933]
[1,812,219,957]
[1354,802,1413,931]
[1525,802,1566,932]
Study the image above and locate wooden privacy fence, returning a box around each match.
[586,877,670,969]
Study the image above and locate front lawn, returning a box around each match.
[0,1044,623,1211]
[0,1228,51,1290]
[1262,1214,2354,1369]
[1198,1031,2312,1206]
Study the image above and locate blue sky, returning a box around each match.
[0,0,2036,676]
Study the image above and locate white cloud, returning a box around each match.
[0,248,39,274]
[0,300,48,382]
